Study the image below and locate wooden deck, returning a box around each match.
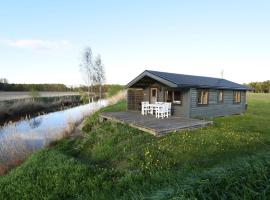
[99,111,213,136]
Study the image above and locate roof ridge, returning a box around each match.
[146,70,179,85]
[147,69,225,81]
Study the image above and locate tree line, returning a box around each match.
[0,82,71,92]
[0,80,123,94]
[0,46,125,102]
[245,81,270,93]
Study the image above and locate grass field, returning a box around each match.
[0,93,270,199]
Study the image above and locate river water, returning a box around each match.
[0,100,108,163]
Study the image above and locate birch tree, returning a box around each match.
[94,54,106,100]
[79,47,95,103]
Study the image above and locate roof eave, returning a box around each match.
[125,70,177,88]
[176,84,252,91]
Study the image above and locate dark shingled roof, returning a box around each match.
[127,70,251,90]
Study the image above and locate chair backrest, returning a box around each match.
[166,102,171,109]
[141,101,149,105]
[163,103,171,110]
[156,104,167,112]
[156,102,164,105]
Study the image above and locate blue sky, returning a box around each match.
[0,0,269,85]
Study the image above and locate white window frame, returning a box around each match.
[165,90,182,104]
[218,90,224,103]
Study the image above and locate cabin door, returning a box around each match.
[150,88,158,103]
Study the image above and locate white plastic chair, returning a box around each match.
[149,104,154,115]
[156,104,166,119]
[141,101,150,115]
[164,103,171,117]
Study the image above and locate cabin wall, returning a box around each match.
[142,82,166,102]
[127,89,143,111]
[164,88,190,118]
[143,87,149,101]
[142,83,190,118]
[127,86,247,118]
[190,88,246,118]
[127,82,166,111]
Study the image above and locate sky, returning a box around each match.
[0,0,269,86]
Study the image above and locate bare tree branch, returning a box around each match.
[94,54,106,100]
[79,47,95,103]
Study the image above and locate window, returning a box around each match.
[165,90,182,104]
[151,89,157,97]
[218,90,224,103]
[165,91,172,102]
[233,91,241,103]
[173,91,182,104]
[197,90,208,105]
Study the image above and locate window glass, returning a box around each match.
[173,91,181,104]
[151,89,156,97]
[197,90,208,105]
[234,91,241,103]
[165,91,172,102]
[165,90,182,104]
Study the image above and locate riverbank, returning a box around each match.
[0,90,126,176]
[0,95,81,124]
[0,93,270,199]
[0,91,80,101]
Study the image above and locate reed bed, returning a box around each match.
[0,97,81,124]
[0,90,126,176]
[0,120,79,176]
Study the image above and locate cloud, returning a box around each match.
[4,39,71,51]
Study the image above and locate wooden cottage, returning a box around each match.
[126,70,252,118]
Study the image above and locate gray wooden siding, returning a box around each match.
[143,88,149,101]
[190,88,246,118]
[172,89,190,118]
[142,83,190,118]
[142,82,166,102]
[127,89,143,110]
[159,87,165,102]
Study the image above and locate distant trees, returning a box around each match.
[246,81,270,93]
[0,78,8,84]
[79,47,106,102]
[0,78,8,91]
[0,80,123,97]
[0,83,71,92]
[29,88,41,99]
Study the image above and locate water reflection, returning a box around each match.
[29,118,42,129]
[0,100,108,163]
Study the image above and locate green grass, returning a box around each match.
[107,84,124,97]
[1,93,270,199]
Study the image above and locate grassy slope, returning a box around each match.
[107,84,124,97]
[1,94,270,199]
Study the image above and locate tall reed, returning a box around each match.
[0,90,126,176]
